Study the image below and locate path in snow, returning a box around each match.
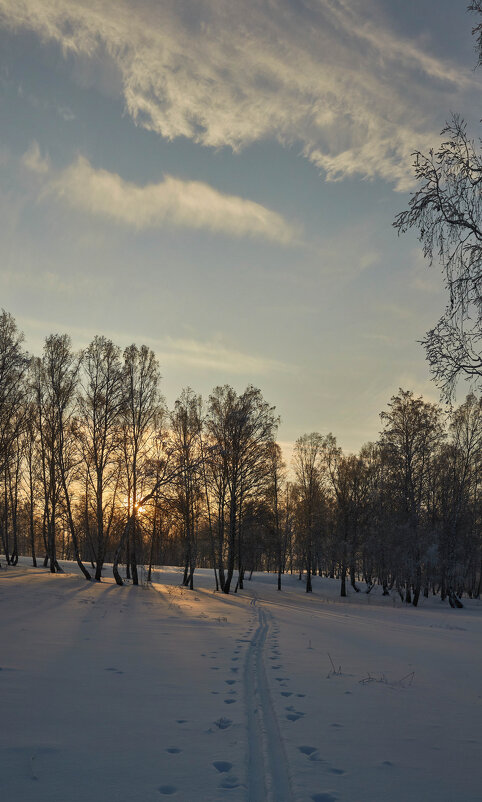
[244,597,293,802]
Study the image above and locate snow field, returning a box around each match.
[1,562,481,801]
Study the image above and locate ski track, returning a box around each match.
[244,597,293,802]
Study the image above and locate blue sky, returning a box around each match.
[0,0,480,454]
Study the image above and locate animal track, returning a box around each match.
[214,717,232,729]
[158,785,177,795]
[285,706,304,722]
[312,794,338,802]
[220,775,240,789]
[166,748,181,754]
[213,761,232,773]
[298,746,317,756]
[224,698,236,704]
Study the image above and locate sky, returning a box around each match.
[0,0,481,455]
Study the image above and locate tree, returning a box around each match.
[380,389,444,606]
[323,438,372,597]
[206,385,278,594]
[169,388,203,590]
[266,441,287,590]
[78,336,123,580]
[113,344,164,586]
[0,311,29,567]
[394,7,482,399]
[435,393,482,602]
[293,432,325,592]
[36,335,91,579]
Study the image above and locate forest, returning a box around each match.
[0,309,480,607]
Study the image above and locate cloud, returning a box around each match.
[42,155,297,241]
[16,315,292,376]
[155,337,293,375]
[21,141,50,174]
[0,0,476,189]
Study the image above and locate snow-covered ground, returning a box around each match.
[1,560,481,802]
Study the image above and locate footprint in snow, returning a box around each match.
[213,761,232,773]
[312,795,338,802]
[287,713,303,721]
[281,692,292,697]
[327,767,345,775]
[225,680,236,685]
[214,717,232,730]
[224,698,236,704]
[220,776,240,789]
[330,723,343,728]
[176,720,188,724]
[158,785,177,795]
[166,748,182,754]
[298,746,317,756]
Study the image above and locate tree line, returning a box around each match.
[0,310,480,606]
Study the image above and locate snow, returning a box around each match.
[1,561,481,802]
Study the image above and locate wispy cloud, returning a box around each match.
[16,315,292,376]
[40,154,297,242]
[155,337,293,375]
[19,142,297,241]
[0,0,475,189]
[0,263,111,297]
[21,141,50,174]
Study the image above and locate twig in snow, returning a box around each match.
[327,652,342,677]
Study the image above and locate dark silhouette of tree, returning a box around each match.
[293,433,325,593]
[394,7,482,398]
[206,385,278,594]
[169,388,203,590]
[114,344,164,586]
[78,336,123,580]
[380,389,444,606]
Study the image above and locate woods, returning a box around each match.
[0,309,480,604]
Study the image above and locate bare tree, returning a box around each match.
[78,336,123,580]
[114,345,164,586]
[266,442,287,590]
[293,433,325,593]
[38,335,91,579]
[380,389,444,606]
[170,388,203,590]
[0,311,29,567]
[394,5,482,399]
[206,385,278,594]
